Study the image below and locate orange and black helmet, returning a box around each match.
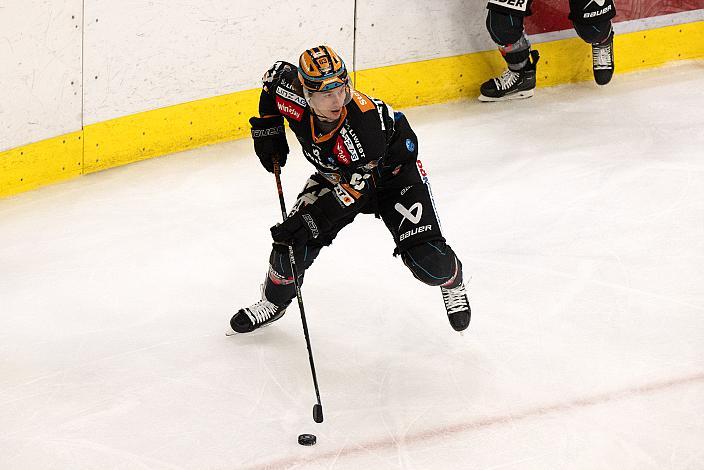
[298,45,349,92]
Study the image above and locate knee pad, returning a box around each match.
[486,10,525,46]
[573,20,613,44]
[569,0,616,26]
[401,240,462,288]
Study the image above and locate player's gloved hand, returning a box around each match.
[271,205,332,250]
[250,115,289,173]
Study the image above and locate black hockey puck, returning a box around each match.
[298,433,316,446]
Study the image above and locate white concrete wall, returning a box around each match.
[3,1,703,153]
[354,1,495,70]
[0,0,83,152]
[82,0,354,124]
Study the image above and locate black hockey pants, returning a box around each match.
[263,161,463,307]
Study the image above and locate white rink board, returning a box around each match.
[82,0,354,125]
[3,1,703,153]
[0,0,83,152]
[354,1,495,70]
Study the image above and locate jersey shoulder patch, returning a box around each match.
[351,91,376,113]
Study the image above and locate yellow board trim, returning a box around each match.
[83,88,260,174]
[2,21,703,198]
[355,21,704,109]
[0,131,83,197]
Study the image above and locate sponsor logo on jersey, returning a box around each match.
[333,135,352,165]
[416,160,429,184]
[405,138,415,152]
[276,87,307,108]
[400,224,432,242]
[400,185,412,196]
[371,98,392,131]
[487,0,528,12]
[299,139,336,170]
[339,126,366,162]
[584,4,612,18]
[276,96,303,121]
[395,202,423,229]
[333,184,355,207]
[302,148,336,170]
[351,91,376,112]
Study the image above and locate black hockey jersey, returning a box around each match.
[256,61,420,221]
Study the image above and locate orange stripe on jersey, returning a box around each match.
[340,183,362,200]
[310,107,348,144]
[351,91,375,113]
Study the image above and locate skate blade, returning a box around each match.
[224,319,278,336]
[478,89,534,102]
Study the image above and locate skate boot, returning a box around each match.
[441,282,471,332]
[592,31,615,86]
[479,50,540,102]
[228,288,290,334]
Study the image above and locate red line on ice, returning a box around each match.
[245,371,704,469]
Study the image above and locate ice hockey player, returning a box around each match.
[479,0,616,101]
[228,45,471,334]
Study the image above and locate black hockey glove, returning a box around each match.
[250,115,289,173]
[270,205,332,250]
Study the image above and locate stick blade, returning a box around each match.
[313,404,324,423]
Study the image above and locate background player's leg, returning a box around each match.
[480,0,539,101]
[569,0,617,85]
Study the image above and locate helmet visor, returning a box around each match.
[303,76,354,115]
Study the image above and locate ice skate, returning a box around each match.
[227,288,289,335]
[441,282,471,332]
[479,50,540,102]
[592,31,615,86]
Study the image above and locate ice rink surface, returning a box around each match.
[2,61,704,469]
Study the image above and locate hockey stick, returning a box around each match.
[272,157,324,424]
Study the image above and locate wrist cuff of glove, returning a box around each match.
[250,115,285,138]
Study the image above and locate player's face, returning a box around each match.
[309,85,349,122]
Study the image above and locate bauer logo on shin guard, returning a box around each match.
[584,4,612,18]
[400,224,432,242]
[395,202,423,229]
[488,0,528,12]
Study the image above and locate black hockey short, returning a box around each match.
[377,160,445,253]
[286,161,445,253]
[487,0,615,24]
[263,162,450,305]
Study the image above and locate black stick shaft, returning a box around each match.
[272,158,324,421]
